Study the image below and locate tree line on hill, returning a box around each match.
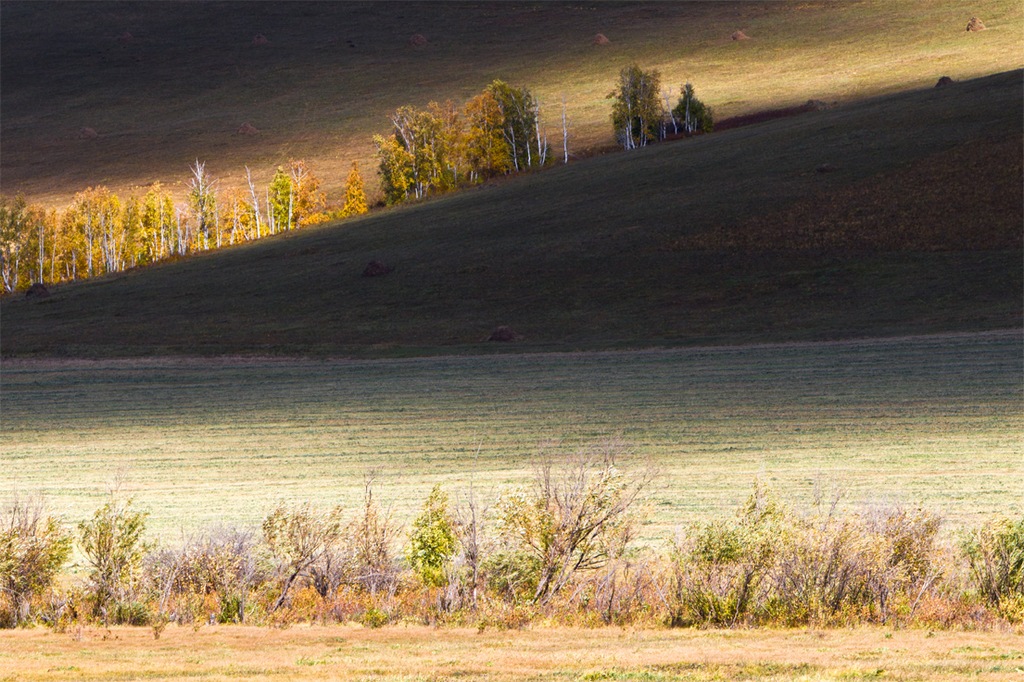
[2,454,1022,631]
[0,64,710,294]
[0,161,368,294]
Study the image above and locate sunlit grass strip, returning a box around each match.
[2,331,1020,539]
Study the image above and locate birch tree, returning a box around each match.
[487,80,538,171]
[609,65,663,150]
[188,160,217,247]
[0,195,28,292]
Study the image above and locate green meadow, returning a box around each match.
[3,331,1020,539]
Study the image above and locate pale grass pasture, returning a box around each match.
[1,331,1020,541]
[1,624,1023,681]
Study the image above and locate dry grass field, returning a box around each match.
[3,331,1020,540]
[2,624,1023,681]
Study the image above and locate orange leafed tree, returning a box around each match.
[339,162,368,218]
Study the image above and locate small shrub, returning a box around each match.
[491,444,653,603]
[359,606,389,628]
[348,477,401,595]
[263,503,343,611]
[962,516,1024,622]
[0,495,73,627]
[483,550,542,602]
[668,483,785,627]
[78,496,150,624]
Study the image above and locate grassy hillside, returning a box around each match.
[2,68,1020,357]
[1,0,1020,205]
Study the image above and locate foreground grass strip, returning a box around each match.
[2,626,1023,681]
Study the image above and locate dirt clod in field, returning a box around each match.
[252,34,269,46]
[935,76,954,88]
[362,260,393,277]
[966,17,986,32]
[488,326,520,342]
[593,33,610,45]
[79,127,98,139]
[237,122,259,136]
[408,34,428,47]
[25,283,50,299]
[731,30,750,41]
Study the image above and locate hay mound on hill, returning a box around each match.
[25,283,50,299]
[408,33,428,47]
[117,31,134,44]
[79,127,98,139]
[237,122,259,135]
[362,260,393,277]
[966,17,986,31]
[593,33,610,45]
[731,30,750,41]
[252,33,269,46]
[935,76,954,88]
[488,326,520,342]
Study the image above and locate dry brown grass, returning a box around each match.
[2,624,1022,680]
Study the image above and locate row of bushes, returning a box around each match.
[3,457,1022,631]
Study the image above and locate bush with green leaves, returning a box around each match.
[0,496,73,627]
[406,485,458,588]
[962,516,1024,622]
[668,483,786,627]
[78,496,151,625]
[491,448,652,604]
[262,503,343,612]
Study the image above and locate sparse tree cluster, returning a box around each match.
[374,80,554,205]
[609,64,713,150]
[0,159,366,294]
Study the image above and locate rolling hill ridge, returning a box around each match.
[3,69,1021,358]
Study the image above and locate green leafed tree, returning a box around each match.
[267,167,293,233]
[486,80,539,171]
[0,195,29,293]
[673,82,714,134]
[406,485,458,588]
[609,65,663,150]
